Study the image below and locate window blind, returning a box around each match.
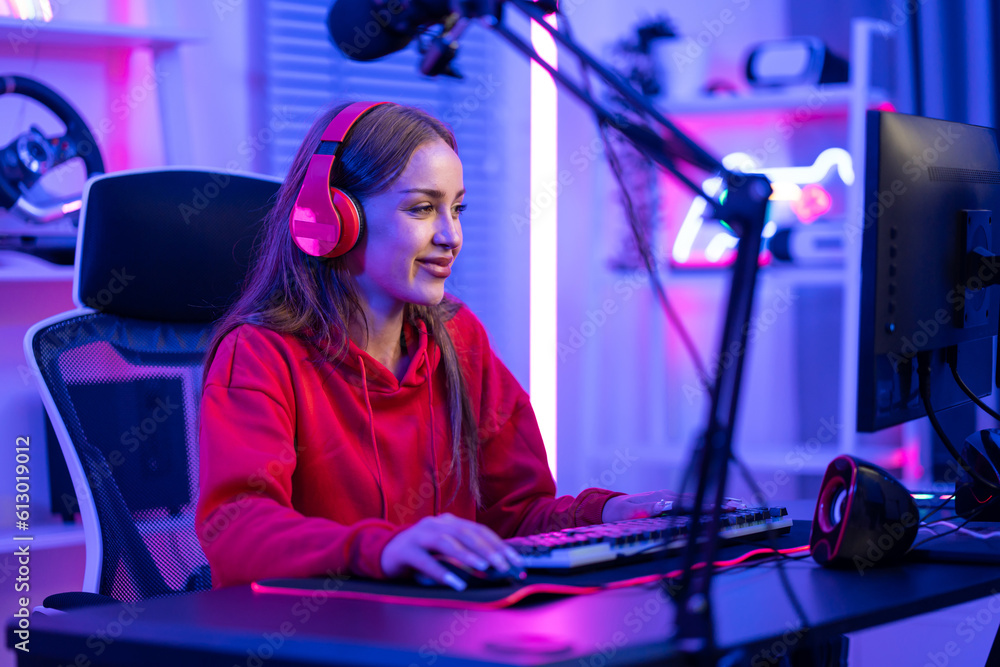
[261,0,506,319]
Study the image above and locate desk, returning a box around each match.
[8,521,1000,666]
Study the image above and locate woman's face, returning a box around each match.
[347,139,464,319]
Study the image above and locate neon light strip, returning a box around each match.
[722,148,855,186]
[768,182,803,201]
[530,14,558,479]
[672,177,720,264]
[673,148,855,265]
[13,0,33,19]
[704,233,738,263]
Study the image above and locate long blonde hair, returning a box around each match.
[205,102,481,504]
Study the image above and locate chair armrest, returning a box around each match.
[37,591,121,613]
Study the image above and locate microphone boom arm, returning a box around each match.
[473,1,774,660]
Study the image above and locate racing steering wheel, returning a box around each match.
[0,75,105,217]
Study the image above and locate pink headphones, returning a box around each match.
[289,101,390,258]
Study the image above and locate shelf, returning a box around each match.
[0,17,202,50]
[0,249,73,281]
[659,265,846,287]
[660,84,890,115]
[759,265,846,285]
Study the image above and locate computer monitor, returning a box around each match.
[857,110,1000,433]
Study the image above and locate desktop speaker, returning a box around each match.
[809,455,919,569]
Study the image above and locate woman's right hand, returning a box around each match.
[380,513,524,591]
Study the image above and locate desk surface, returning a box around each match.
[10,522,1000,666]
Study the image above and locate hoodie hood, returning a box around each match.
[309,318,443,393]
[323,316,445,520]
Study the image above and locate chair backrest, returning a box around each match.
[25,168,281,602]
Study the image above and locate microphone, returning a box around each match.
[327,0,455,62]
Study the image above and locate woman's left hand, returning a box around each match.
[601,490,747,523]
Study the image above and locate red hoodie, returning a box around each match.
[196,304,623,588]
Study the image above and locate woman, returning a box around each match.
[196,101,680,592]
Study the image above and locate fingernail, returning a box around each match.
[654,500,672,514]
[443,572,466,591]
[490,553,509,571]
[472,557,490,571]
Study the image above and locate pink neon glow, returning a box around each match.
[900,429,924,480]
[886,444,923,481]
[875,102,897,112]
[675,249,773,268]
[790,183,832,224]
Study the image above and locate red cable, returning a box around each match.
[604,544,812,590]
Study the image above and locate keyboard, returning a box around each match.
[506,507,792,570]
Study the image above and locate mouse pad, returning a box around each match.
[252,522,809,610]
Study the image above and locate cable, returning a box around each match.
[917,351,1000,492]
[920,494,1000,530]
[597,122,712,391]
[557,9,808,657]
[949,357,1000,422]
[621,544,811,588]
[595,94,737,665]
[713,544,811,568]
[916,491,957,526]
[921,521,1000,539]
[731,455,812,629]
[908,485,1000,553]
[909,515,973,552]
[564,7,712,568]
[559,10,713,392]
[599,544,812,596]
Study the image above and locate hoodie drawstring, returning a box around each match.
[358,356,387,521]
[426,358,440,516]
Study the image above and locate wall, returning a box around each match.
[0,0,254,171]
[553,0,792,496]
[0,5,253,665]
[0,1,256,502]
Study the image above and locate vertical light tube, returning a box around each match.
[530,15,558,479]
[13,0,33,19]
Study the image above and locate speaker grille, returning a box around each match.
[928,166,1000,183]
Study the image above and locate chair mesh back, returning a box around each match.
[32,312,213,602]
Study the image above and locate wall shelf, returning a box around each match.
[662,84,891,115]
[0,249,72,281]
[569,19,902,497]
[0,17,201,49]
[0,16,201,164]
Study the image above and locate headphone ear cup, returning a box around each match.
[290,154,344,258]
[290,101,386,258]
[328,187,364,257]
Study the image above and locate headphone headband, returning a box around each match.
[289,101,390,258]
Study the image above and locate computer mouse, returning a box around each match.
[415,555,526,589]
[955,429,1000,520]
